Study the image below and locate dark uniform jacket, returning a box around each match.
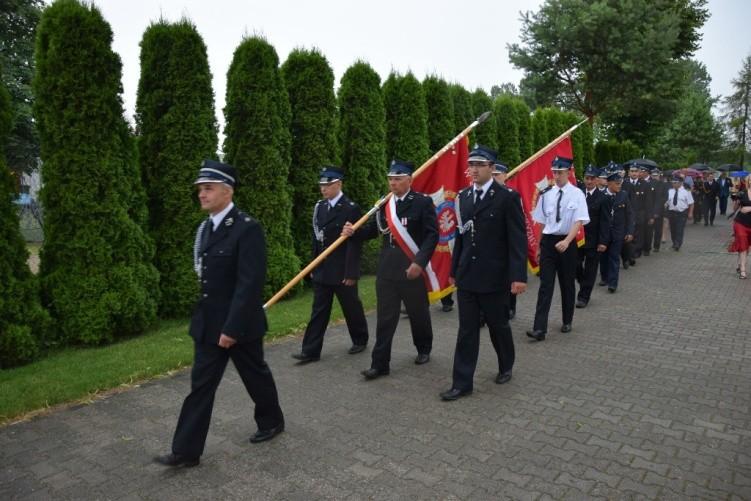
[358,190,438,281]
[580,187,609,249]
[602,191,635,242]
[702,180,720,201]
[641,178,658,219]
[451,181,527,294]
[311,194,362,285]
[190,206,267,345]
[653,180,670,216]
[623,178,649,214]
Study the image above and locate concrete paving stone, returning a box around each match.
[2,219,750,498]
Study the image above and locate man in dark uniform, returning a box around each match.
[600,171,634,293]
[526,156,589,341]
[649,168,669,252]
[440,147,527,401]
[492,161,519,320]
[598,164,614,286]
[621,163,645,263]
[342,160,438,379]
[155,160,284,468]
[576,165,607,308]
[639,164,657,256]
[292,166,369,363]
[701,171,720,226]
[692,176,705,224]
[719,172,733,215]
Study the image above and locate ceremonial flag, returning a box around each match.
[506,136,584,273]
[410,135,470,302]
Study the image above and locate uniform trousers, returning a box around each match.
[719,195,729,215]
[533,234,578,333]
[602,239,624,289]
[702,198,717,225]
[452,289,514,392]
[371,277,433,370]
[172,340,284,458]
[576,246,600,303]
[651,213,664,251]
[301,281,368,356]
[642,217,655,254]
[668,210,689,249]
[632,210,646,257]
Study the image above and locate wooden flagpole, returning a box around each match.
[263,111,492,309]
[507,118,588,180]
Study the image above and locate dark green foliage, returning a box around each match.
[579,121,595,168]
[0,0,44,175]
[383,71,429,164]
[33,0,158,345]
[494,95,520,166]
[544,107,566,142]
[594,140,640,166]
[471,89,496,149]
[723,53,751,167]
[531,108,548,152]
[135,20,218,317]
[449,84,474,136]
[513,99,533,162]
[337,61,386,273]
[0,72,48,368]
[423,75,455,151]
[223,36,299,298]
[509,0,708,133]
[281,49,337,264]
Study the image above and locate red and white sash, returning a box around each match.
[384,195,441,293]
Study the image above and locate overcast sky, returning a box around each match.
[84,0,750,128]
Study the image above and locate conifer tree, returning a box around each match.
[0,71,48,367]
[494,95,521,166]
[281,48,337,263]
[513,98,533,162]
[337,61,386,273]
[383,71,429,164]
[423,75,455,151]
[136,19,218,317]
[471,89,496,149]
[223,36,299,298]
[34,0,158,344]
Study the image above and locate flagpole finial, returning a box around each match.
[477,111,492,124]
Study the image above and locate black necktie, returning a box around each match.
[475,189,483,204]
[586,191,591,200]
[673,189,678,206]
[555,189,563,223]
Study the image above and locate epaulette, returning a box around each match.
[539,186,553,195]
[237,211,254,224]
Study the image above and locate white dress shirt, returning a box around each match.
[473,178,494,201]
[666,187,694,212]
[328,191,343,208]
[533,182,590,235]
[210,202,234,230]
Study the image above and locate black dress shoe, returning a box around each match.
[361,367,389,380]
[598,280,607,286]
[440,388,472,401]
[495,372,512,384]
[348,344,367,354]
[249,423,284,444]
[608,286,617,293]
[441,304,453,312]
[575,299,587,308]
[154,453,200,468]
[414,353,430,365]
[526,330,545,341]
[291,353,320,363]
[560,324,572,333]
[508,309,516,320]
[622,260,629,270]
[629,259,636,266]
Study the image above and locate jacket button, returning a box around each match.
[202,293,208,298]
[203,252,207,257]
[202,280,207,284]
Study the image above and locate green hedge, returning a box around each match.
[136,19,218,317]
[34,0,158,346]
[383,71,429,164]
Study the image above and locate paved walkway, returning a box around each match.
[2,217,751,500]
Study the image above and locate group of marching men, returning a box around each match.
[155,149,699,467]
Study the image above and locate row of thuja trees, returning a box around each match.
[0,0,634,368]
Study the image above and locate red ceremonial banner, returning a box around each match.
[506,136,583,273]
[411,135,471,302]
